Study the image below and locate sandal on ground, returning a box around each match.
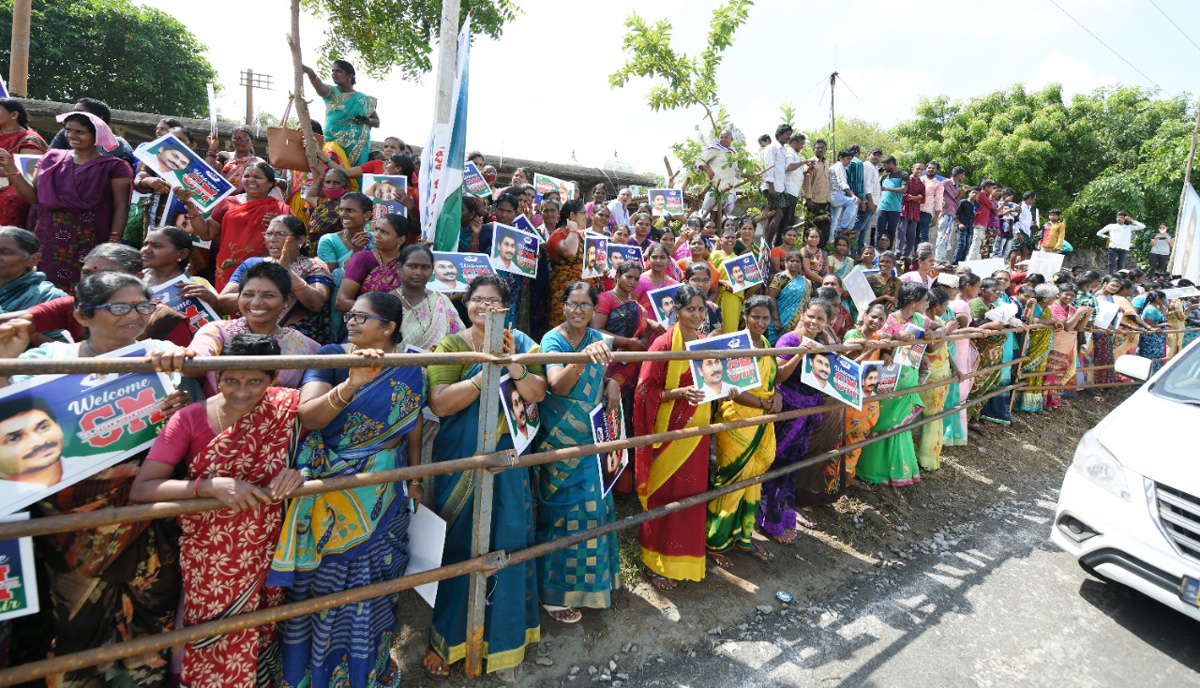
[423,648,450,683]
[708,550,735,569]
[542,604,582,623]
[737,542,775,562]
[644,570,678,591]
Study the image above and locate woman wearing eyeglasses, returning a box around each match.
[269,291,423,688]
[423,274,547,680]
[189,260,320,392]
[535,282,620,625]
[0,272,193,687]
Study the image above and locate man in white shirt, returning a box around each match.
[1096,211,1146,274]
[607,188,632,230]
[697,129,741,225]
[778,133,807,244]
[827,149,857,237]
[1012,191,1036,267]
[762,124,792,247]
[853,147,882,249]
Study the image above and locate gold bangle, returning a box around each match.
[410,478,423,487]
[334,384,353,405]
[327,392,344,411]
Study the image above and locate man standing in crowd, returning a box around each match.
[828,149,857,239]
[696,129,740,226]
[877,156,904,249]
[935,166,965,263]
[844,145,865,246]
[919,161,944,249]
[1012,191,1036,269]
[897,162,925,260]
[803,139,831,245]
[967,179,998,261]
[762,124,792,248]
[853,147,882,250]
[1096,211,1146,273]
[778,133,808,245]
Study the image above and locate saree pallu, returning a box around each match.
[287,143,354,226]
[36,460,181,688]
[767,273,809,344]
[708,253,744,333]
[324,90,377,165]
[428,333,541,673]
[968,334,1006,422]
[179,388,299,688]
[1018,326,1051,413]
[917,345,952,471]
[305,198,341,246]
[284,257,334,345]
[535,329,619,608]
[272,361,424,688]
[547,230,603,331]
[944,334,975,447]
[707,345,777,554]
[843,401,880,479]
[634,326,709,581]
[402,292,465,466]
[214,196,290,291]
[1045,328,1078,408]
[0,128,46,226]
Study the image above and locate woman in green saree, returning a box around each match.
[303,60,379,166]
[536,282,622,623]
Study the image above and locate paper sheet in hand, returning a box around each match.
[1027,251,1064,279]
[407,507,447,607]
[1095,299,1121,329]
[844,266,877,314]
[984,301,1018,323]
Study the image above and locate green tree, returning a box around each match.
[0,0,217,117]
[808,116,902,158]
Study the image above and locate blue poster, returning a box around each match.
[134,133,234,214]
[0,513,38,622]
[150,275,220,335]
[363,173,409,219]
[683,330,761,403]
[428,251,494,293]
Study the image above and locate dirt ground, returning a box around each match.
[392,387,1131,686]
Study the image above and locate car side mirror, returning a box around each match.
[1114,354,1153,381]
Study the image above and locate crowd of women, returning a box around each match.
[0,81,1197,687]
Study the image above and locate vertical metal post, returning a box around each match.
[1009,326,1032,415]
[8,0,30,97]
[245,68,254,126]
[465,310,504,677]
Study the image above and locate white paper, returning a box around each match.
[844,266,876,314]
[1027,251,1064,279]
[407,507,447,607]
[984,301,1018,323]
[1095,299,1121,329]
[1162,286,1200,299]
[958,257,1006,277]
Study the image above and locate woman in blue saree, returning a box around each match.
[766,249,809,344]
[303,60,379,166]
[1139,290,1169,372]
[424,274,548,680]
[271,291,423,688]
[537,282,622,622]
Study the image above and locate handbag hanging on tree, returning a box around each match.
[267,96,324,173]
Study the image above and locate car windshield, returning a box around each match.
[1153,340,1200,405]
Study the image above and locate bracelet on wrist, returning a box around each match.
[511,366,529,382]
[468,377,481,392]
[409,478,423,487]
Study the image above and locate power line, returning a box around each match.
[1047,0,1163,90]
[1147,0,1200,56]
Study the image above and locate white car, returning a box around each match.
[1051,338,1200,622]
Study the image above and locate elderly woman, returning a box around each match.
[0,98,47,226]
[0,227,65,312]
[424,274,547,680]
[304,60,379,165]
[218,215,333,344]
[132,333,303,688]
[187,160,292,291]
[0,272,191,688]
[536,282,621,623]
[0,111,131,289]
[204,126,265,189]
[190,261,320,391]
[271,292,423,688]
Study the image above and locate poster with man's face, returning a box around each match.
[648,188,684,217]
[801,352,863,410]
[647,283,682,326]
[582,233,609,279]
[0,342,174,517]
[499,375,540,456]
[589,403,627,496]
[150,275,220,335]
[134,133,234,214]
[428,251,494,293]
[490,224,540,278]
[607,245,644,277]
[362,174,409,219]
[723,253,764,293]
[683,330,762,403]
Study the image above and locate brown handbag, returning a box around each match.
[266,97,324,172]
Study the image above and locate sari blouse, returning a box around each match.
[401,290,466,350]
[344,249,403,295]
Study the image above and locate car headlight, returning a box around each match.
[1072,430,1131,502]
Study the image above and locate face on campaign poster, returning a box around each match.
[428,252,494,293]
[683,330,762,403]
[134,133,234,214]
[490,224,540,278]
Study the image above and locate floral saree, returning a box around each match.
[1018,304,1051,413]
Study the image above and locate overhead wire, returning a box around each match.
[1147,0,1200,56]
[1047,0,1163,90]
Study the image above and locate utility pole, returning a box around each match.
[829,71,837,154]
[8,0,31,96]
[432,0,461,125]
[239,69,273,126]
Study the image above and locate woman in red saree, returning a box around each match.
[189,161,291,291]
[634,284,713,591]
[0,99,47,226]
[132,333,304,688]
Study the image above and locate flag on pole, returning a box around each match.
[420,19,471,250]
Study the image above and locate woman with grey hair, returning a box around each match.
[0,226,65,313]
[1017,282,1065,413]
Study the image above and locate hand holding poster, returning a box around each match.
[490,224,540,278]
[722,254,764,293]
[12,155,39,185]
[499,374,540,456]
[463,161,493,198]
[581,233,609,279]
[844,266,877,315]
[133,133,234,214]
[684,330,762,403]
[895,323,927,368]
[800,352,864,410]
[1094,299,1121,329]
[589,404,628,496]
[648,188,684,217]
[0,513,38,622]
[150,275,220,335]
[646,283,682,326]
[362,174,409,219]
[428,251,493,293]
[874,361,904,394]
[0,342,175,517]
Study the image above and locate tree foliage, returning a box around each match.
[301,0,520,79]
[893,84,1194,252]
[0,0,217,117]
[808,116,902,159]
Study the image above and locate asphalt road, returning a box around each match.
[626,486,1200,688]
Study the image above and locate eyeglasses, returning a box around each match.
[563,302,595,313]
[95,302,156,316]
[467,297,504,307]
[343,311,391,325]
[263,230,290,239]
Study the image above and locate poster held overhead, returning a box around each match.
[133,133,234,215]
[647,188,684,217]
